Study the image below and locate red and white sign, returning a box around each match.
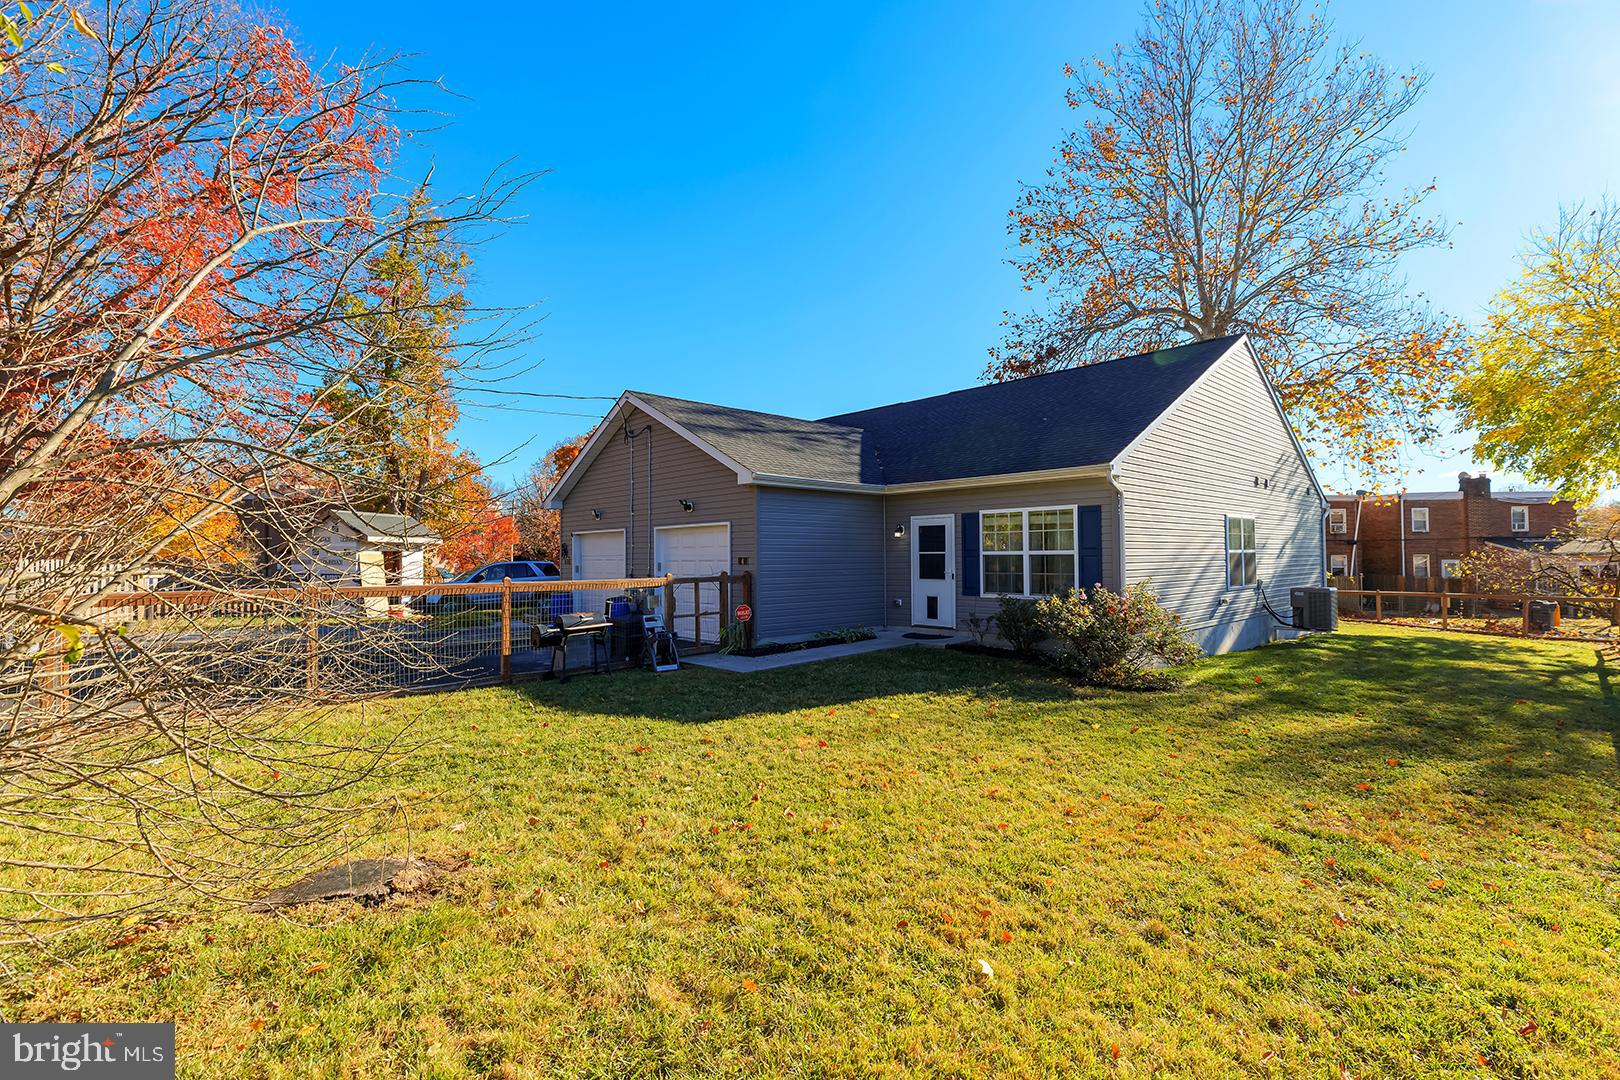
[734,604,752,623]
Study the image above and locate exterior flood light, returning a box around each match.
[679,499,695,512]
[893,523,906,538]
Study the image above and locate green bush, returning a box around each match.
[994,596,1047,658]
[813,626,877,644]
[1034,582,1200,688]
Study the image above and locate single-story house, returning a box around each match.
[543,335,1328,654]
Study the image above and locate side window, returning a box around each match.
[1329,508,1347,533]
[1412,553,1431,578]
[1329,554,1348,576]
[1510,505,1529,532]
[1225,516,1257,588]
[1410,506,1430,533]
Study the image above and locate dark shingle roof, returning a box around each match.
[630,337,1239,487]
[630,394,877,484]
[820,338,1237,484]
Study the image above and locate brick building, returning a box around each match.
[1326,473,1576,581]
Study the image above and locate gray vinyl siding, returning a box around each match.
[881,479,1119,630]
[754,488,885,640]
[558,406,757,581]
[1115,340,1325,654]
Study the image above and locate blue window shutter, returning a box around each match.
[960,512,980,597]
[1078,504,1103,591]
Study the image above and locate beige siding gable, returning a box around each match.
[1115,342,1325,649]
[557,406,757,581]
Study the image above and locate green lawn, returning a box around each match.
[5,624,1619,1078]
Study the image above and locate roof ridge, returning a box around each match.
[628,390,860,431]
[818,335,1242,422]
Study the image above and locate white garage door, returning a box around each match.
[655,524,730,643]
[573,530,625,580]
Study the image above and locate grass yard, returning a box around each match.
[4,624,1619,1078]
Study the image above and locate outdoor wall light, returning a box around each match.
[678,499,695,512]
[591,508,601,520]
[893,523,906,539]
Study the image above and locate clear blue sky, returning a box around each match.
[286,0,1620,498]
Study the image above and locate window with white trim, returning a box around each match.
[1329,553,1348,576]
[1441,558,1461,578]
[1510,505,1529,532]
[1410,506,1430,533]
[1412,553,1432,578]
[1329,508,1348,534]
[1225,516,1257,588]
[980,507,1077,597]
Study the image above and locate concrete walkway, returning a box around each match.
[682,627,968,672]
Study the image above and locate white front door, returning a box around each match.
[572,530,626,580]
[910,515,956,628]
[655,523,730,643]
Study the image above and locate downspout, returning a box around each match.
[1399,494,1406,579]
[625,421,635,575]
[1107,466,1127,590]
[1350,494,1364,578]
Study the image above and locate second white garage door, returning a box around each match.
[655,523,730,643]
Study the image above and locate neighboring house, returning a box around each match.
[240,505,439,614]
[296,510,439,591]
[1325,474,1576,581]
[544,335,1328,654]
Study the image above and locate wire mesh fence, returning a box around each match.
[39,574,752,715]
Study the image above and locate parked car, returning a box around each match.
[421,560,561,609]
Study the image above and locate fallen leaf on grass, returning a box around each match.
[740,979,758,993]
[1353,782,1372,791]
[304,962,329,975]
[1517,1018,1537,1037]
[999,929,1013,944]
[247,1019,265,1032]
[1427,878,1446,891]
[975,959,993,983]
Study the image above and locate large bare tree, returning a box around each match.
[0,0,523,937]
[994,0,1461,479]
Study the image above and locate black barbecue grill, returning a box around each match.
[530,611,614,680]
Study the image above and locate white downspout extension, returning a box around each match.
[1107,467,1127,590]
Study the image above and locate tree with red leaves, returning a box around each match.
[0,0,527,933]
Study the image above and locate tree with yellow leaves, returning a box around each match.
[994,0,1462,480]
[1455,202,1620,505]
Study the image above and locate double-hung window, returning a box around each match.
[1329,553,1348,576]
[1410,506,1430,533]
[1510,505,1529,532]
[981,507,1077,597]
[1225,516,1257,588]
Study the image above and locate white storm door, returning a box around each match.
[910,515,956,628]
[572,530,626,580]
[655,523,730,643]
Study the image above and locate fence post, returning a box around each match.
[663,575,675,634]
[741,571,754,648]
[718,571,730,642]
[1439,591,1448,629]
[500,577,513,683]
[304,586,319,695]
[1374,591,1383,621]
[1521,598,1531,636]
